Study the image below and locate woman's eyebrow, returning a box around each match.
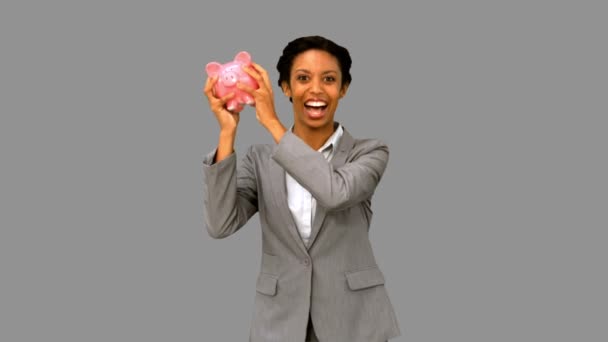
[293,69,338,74]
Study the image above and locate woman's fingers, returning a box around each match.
[203,76,218,97]
[241,64,273,99]
[220,91,236,102]
[236,82,256,95]
[242,63,272,90]
[240,65,261,84]
[203,76,239,115]
[250,62,271,87]
[205,77,232,104]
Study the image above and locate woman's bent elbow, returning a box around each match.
[204,215,237,239]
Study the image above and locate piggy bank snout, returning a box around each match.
[220,71,238,87]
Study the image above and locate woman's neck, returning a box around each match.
[293,122,336,151]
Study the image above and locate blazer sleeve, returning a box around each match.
[271,131,389,211]
[202,146,258,239]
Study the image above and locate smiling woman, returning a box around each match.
[281,49,348,145]
[202,35,401,342]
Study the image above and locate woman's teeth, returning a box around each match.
[305,100,327,108]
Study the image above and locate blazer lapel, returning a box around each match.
[307,128,355,249]
[269,150,309,254]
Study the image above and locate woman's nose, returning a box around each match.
[310,78,322,93]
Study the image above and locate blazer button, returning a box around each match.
[303,258,310,266]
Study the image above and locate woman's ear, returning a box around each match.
[281,81,292,98]
[339,83,350,99]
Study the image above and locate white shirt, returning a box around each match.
[286,124,344,246]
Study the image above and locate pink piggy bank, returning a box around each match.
[206,51,260,113]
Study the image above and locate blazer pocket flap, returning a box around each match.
[346,267,385,291]
[256,273,278,296]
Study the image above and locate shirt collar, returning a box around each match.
[288,123,344,153]
[318,123,343,153]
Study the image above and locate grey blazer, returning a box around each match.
[202,125,401,342]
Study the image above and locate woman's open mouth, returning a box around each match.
[304,100,328,119]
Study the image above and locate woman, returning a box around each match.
[202,35,401,342]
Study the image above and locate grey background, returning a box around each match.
[1,1,606,341]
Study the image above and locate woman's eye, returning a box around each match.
[296,75,309,81]
[324,76,336,82]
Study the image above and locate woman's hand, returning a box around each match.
[203,76,241,163]
[203,76,240,133]
[239,62,286,142]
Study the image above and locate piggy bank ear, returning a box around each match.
[205,62,221,77]
[234,51,251,64]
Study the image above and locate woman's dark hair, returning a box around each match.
[276,35,352,88]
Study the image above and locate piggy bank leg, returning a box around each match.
[226,100,245,113]
[225,100,237,112]
[243,94,255,105]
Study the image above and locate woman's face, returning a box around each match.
[282,49,348,131]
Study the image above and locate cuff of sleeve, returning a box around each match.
[203,149,236,172]
[272,130,310,166]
